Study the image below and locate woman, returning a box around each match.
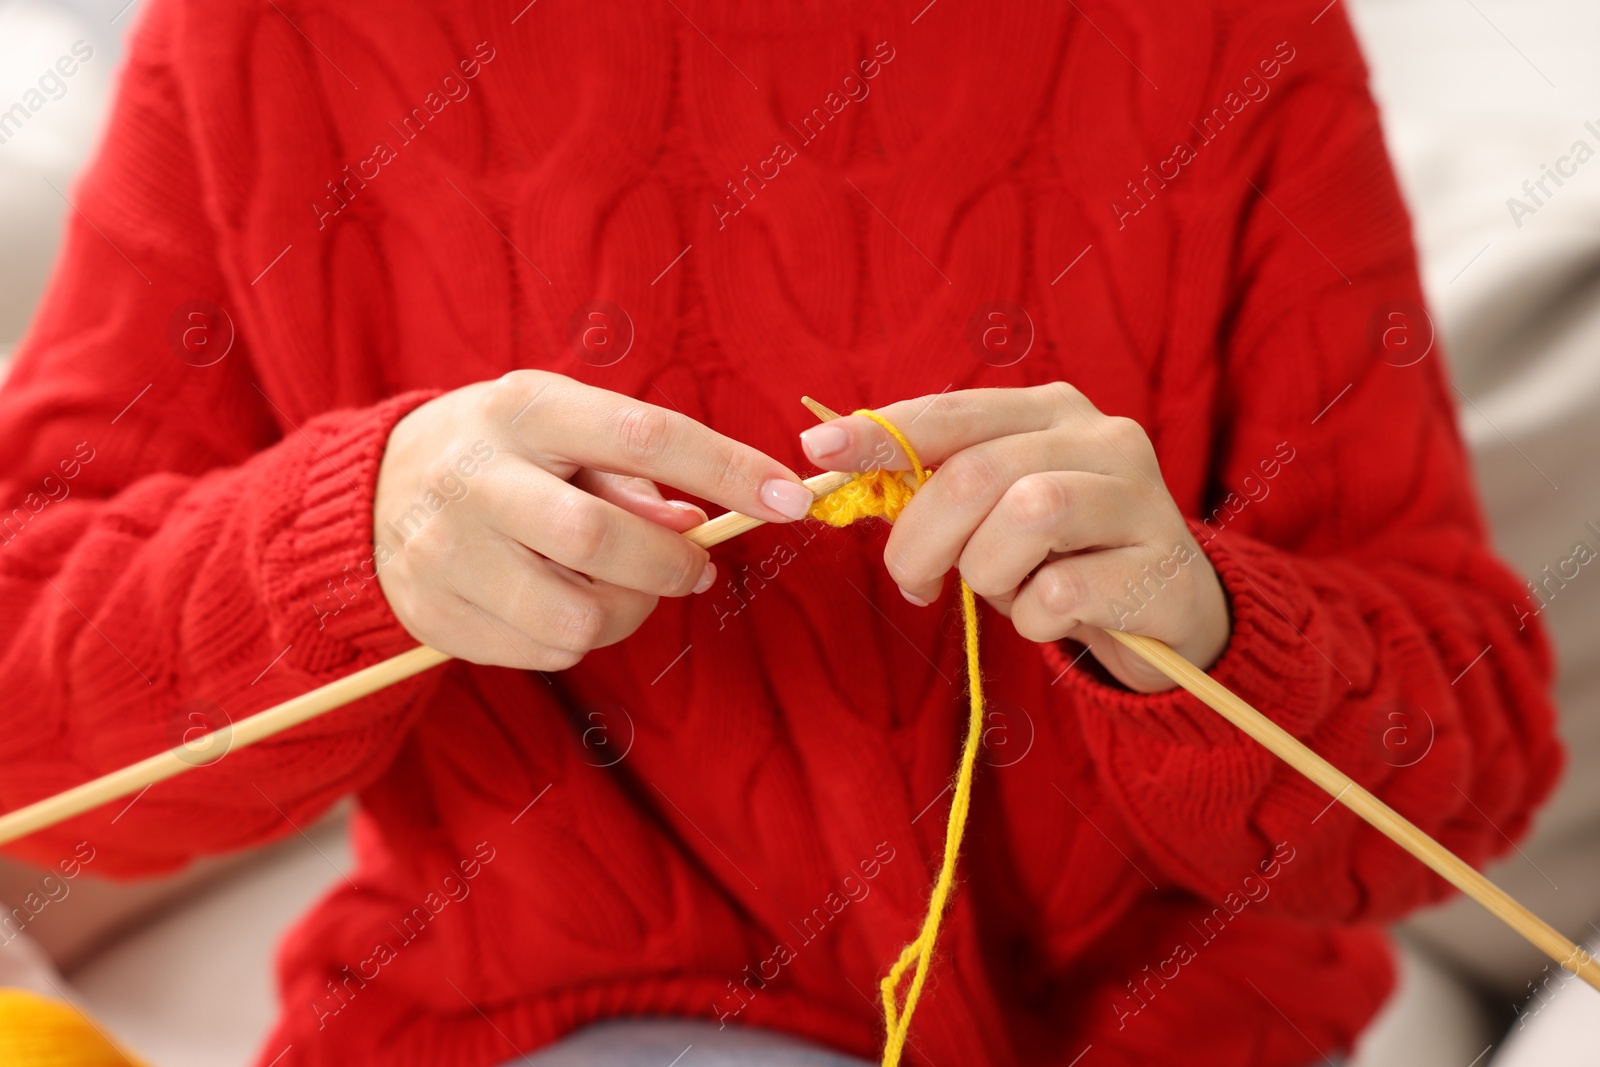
[0,0,1558,1064]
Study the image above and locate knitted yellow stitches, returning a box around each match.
[807,409,926,527]
[808,409,985,1067]
[0,407,977,1067]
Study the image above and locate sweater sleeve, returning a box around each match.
[1042,10,1562,923]
[0,9,443,875]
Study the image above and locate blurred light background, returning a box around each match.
[1,1,1599,1064]
[0,0,120,362]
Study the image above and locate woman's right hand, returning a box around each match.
[372,371,814,669]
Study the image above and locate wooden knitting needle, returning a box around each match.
[0,469,854,849]
[1105,630,1600,990]
[687,469,851,547]
[801,395,1600,991]
[799,395,839,423]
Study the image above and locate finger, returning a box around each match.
[958,472,1151,600]
[1008,548,1167,643]
[798,383,1106,471]
[498,372,813,522]
[447,538,659,658]
[881,432,1117,604]
[1039,623,1183,694]
[420,572,594,671]
[454,604,599,672]
[481,459,714,598]
[572,469,708,533]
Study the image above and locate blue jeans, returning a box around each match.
[492,1019,872,1065]
[493,1018,1344,1065]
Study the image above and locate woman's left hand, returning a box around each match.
[798,384,1231,693]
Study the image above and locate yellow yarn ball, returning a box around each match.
[0,409,955,1067]
[0,989,145,1067]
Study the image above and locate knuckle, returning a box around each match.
[707,450,752,502]
[550,493,611,567]
[918,389,969,421]
[548,596,605,652]
[936,450,1002,503]
[1045,379,1082,402]
[420,452,462,492]
[486,368,557,422]
[615,406,674,465]
[1101,415,1149,452]
[399,524,449,572]
[1044,380,1086,415]
[1009,473,1068,529]
[1035,563,1090,617]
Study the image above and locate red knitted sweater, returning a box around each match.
[0,0,1561,1064]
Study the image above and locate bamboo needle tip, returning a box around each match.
[801,396,842,422]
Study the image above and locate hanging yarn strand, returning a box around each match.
[800,397,1600,1033]
[803,404,987,1066]
[1,403,1596,1067]
[879,580,984,1064]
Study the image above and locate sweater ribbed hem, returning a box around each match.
[260,390,443,673]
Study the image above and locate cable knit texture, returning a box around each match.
[0,0,1561,1065]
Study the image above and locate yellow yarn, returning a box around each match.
[0,408,975,1067]
[808,409,927,528]
[808,409,985,1067]
[0,989,145,1067]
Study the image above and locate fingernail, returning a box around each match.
[761,479,814,521]
[667,500,708,523]
[900,587,930,608]
[693,561,717,594]
[800,424,849,460]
